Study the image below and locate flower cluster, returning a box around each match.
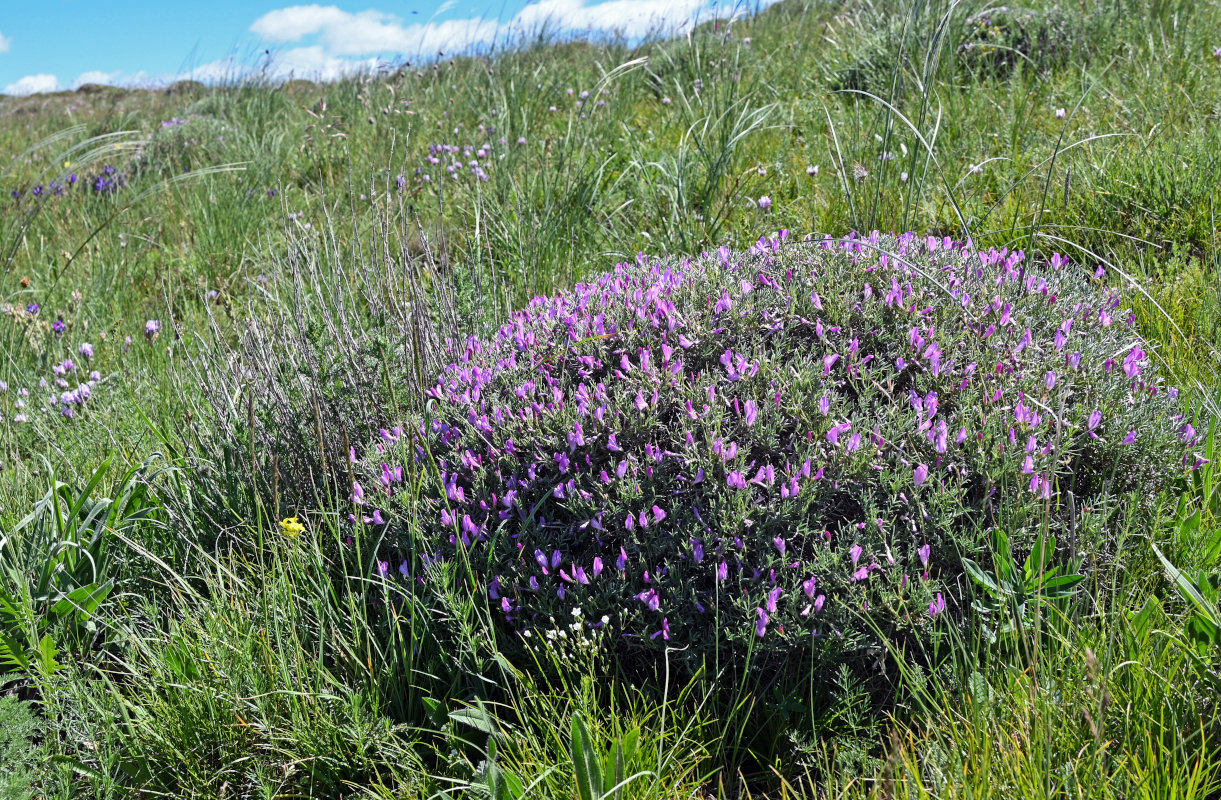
[399,141,499,191]
[0,305,162,426]
[357,231,1196,668]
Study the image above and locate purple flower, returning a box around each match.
[928,593,946,617]
[145,319,161,339]
[918,544,930,567]
[25,302,39,315]
[636,588,661,612]
[716,560,728,582]
[52,319,66,335]
[802,576,817,598]
[1088,410,1102,431]
[850,544,862,565]
[913,463,929,486]
[773,536,786,555]
[744,399,758,426]
[79,342,94,359]
[757,195,772,210]
[755,608,769,637]
[766,586,781,614]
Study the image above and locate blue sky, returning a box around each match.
[1,0,743,94]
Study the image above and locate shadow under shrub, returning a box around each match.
[358,231,1199,681]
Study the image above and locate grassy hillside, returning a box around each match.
[1,0,1219,797]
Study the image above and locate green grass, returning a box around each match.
[1,0,1220,796]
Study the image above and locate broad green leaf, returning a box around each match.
[1153,544,1220,626]
[450,704,498,735]
[963,558,999,595]
[571,713,603,800]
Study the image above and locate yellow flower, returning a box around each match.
[280,516,305,536]
[63,160,73,168]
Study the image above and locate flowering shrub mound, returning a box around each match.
[359,232,1197,666]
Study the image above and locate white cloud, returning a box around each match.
[249,0,716,64]
[0,29,11,53]
[4,73,60,95]
[250,5,353,42]
[72,70,121,88]
[268,46,380,80]
[512,0,707,38]
[179,0,761,87]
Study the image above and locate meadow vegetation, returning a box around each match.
[1,0,1220,797]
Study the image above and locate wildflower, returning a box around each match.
[280,516,305,536]
[145,319,161,339]
[755,607,769,637]
[913,463,929,486]
[757,196,772,210]
[918,544,930,568]
[928,593,945,617]
[1055,108,1066,119]
[79,342,93,359]
[806,165,818,176]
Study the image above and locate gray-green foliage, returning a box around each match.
[0,694,40,800]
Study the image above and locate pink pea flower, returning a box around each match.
[928,593,946,617]
[755,608,769,637]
